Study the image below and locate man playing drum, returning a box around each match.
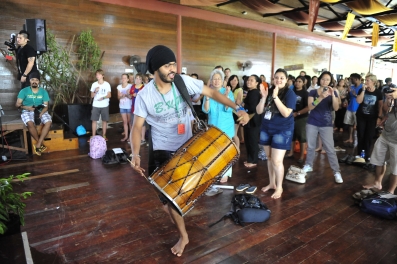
[130,45,249,257]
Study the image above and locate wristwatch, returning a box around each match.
[22,73,27,77]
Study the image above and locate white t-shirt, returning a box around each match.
[134,75,204,151]
[91,81,111,108]
[117,84,132,109]
[307,84,319,93]
[191,94,201,105]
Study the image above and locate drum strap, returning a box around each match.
[173,74,199,120]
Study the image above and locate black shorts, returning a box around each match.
[151,150,174,205]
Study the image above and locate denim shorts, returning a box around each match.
[259,128,293,150]
[120,108,131,114]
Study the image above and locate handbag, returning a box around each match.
[285,165,306,184]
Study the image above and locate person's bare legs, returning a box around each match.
[121,113,129,141]
[262,146,276,192]
[36,121,51,148]
[286,141,294,157]
[363,164,386,190]
[167,204,189,257]
[269,148,286,199]
[315,136,323,152]
[91,120,97,137]
[102,121,107,137]
[26,122,39,143]
[344,125,354,143]
[300,142,306,161]
[233,124,240,152]
[239,126,244,143]
[387,174,397,194]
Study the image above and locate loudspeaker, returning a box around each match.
[60,104,92,133]
[25,19,47,52]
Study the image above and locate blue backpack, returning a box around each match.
[360,196,397,220]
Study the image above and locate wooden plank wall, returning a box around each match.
[0,0,177,112]
[0,0,372,113]
[181,17,273,81]
[276,35,331,78]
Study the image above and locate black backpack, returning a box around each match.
[102,148,129,165]
[209,194,271,227]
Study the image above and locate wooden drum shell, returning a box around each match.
[149,126,239,216]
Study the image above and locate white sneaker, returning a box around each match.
[334,172,343,183]
[302,164,313,173]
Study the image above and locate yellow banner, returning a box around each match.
[321,0,339,3]
[341,13,355,40]
[394,31,397,52]
[372,23,379,47]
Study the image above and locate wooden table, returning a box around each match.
[1,120,29,154]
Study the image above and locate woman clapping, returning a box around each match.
[256,68,296,199]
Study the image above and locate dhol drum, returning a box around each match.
[149,125,239,216]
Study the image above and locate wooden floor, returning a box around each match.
[1,127,396,264]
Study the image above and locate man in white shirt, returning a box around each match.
[89,69,111,141]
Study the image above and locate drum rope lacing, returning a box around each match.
[155,129,239,205]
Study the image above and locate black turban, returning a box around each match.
[146,45,176,74]
[29,71,40,81]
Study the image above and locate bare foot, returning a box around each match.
[344,139,352,143]
[363,182,382,190]
[244,163,257,168]
[262,184,276,193]
[120,138,128,142]
[315,148,322,152]
[271,188,283,199]
[220,176,228,183]
[321,150,326,154]
[171,237,189,257]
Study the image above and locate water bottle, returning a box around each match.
[360,150,365,159]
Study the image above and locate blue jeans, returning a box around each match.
[259,128,293,150]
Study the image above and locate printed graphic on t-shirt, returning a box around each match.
[362,94,377,115]
[153,94,187,124]
[296,95,302,105]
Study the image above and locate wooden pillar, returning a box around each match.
[328,44,333,72]
[271,32,276,77]
[177,15,182,74]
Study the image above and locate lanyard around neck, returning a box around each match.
[154,81,180,118]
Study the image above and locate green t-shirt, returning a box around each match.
[17,86,50,108]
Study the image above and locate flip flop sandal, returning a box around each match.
[245,186,257,194]
[236,183,251,192]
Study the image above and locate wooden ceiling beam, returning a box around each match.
[216,0,239,7]
[262,0,353,17]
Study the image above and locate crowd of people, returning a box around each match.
[125,45,397,256]
[104,61,397,201]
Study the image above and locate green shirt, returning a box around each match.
[17,86,50,107]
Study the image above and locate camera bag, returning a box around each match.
[209,194,271,227]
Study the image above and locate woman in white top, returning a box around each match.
[307,76,319,92]
[117,73,132,141]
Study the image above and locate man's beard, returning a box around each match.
[159,70,175,83]
[31,83,38,88]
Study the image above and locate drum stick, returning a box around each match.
[213,185,234,190]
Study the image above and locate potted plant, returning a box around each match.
[38,30,103,133]
[0,173,33,236]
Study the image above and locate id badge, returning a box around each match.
[177,123,185,135]
[264,111,272,120]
